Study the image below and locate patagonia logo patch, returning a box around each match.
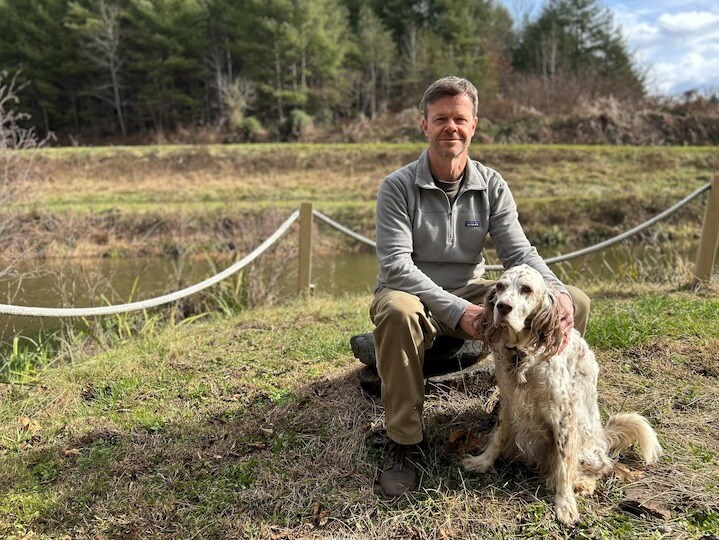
[465,220,480,227]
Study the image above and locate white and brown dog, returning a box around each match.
[462,264,662,525]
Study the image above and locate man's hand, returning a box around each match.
[459,304,484,339]
[558,292,574,352]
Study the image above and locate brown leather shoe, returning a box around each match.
[379,442,421,497]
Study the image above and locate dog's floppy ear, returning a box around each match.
[528,286,564,360]
[476,286,503,346]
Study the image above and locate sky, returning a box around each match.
[501,0,719,96]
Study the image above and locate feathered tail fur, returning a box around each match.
[604,413,663,464]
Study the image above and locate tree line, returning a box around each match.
[0,0,645,141]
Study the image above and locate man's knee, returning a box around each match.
[372,290,425,327]
[566,285,590,336]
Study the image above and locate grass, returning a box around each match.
[2,142,718,537]
[1,288,718,539]
[4,143,718,259]
[24,143,718,210]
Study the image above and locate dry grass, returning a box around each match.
[1,291,717,539]
[3,144,717,261]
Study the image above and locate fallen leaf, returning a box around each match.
[619,497,671,520]
[614,462,646,481]
[449,428,470,444]
[336,468,356,479]
[448,428,482,455]
[437,526,459,539]
[312,385,327,398]
[19,416,40,434]
[63,448,81,457]
[312,501,330,527]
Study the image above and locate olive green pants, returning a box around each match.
[369,279,590,445]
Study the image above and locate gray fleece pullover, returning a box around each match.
[375,149,567,329]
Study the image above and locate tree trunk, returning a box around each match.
[274,41,284,122]
[110,59,126,136]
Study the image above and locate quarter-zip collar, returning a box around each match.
[415,149,488,192]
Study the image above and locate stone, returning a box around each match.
[351,333,495,397]
[350,333,486,374]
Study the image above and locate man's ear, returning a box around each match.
[421,118,428,137]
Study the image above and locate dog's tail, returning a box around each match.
[604,413,662,465]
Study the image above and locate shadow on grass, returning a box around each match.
[7,359,715,539]
[4,364,546,539]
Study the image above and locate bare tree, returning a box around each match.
[67,0,126,136]
[218,75,255,132]
[0,70,53,279]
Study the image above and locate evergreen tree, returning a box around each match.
[0,0,80,133]
[429,0,514,96]
[354,4,396,118]
[237,0,350,123]
[124,0,207,132]
[513,0,644,100]
[200,0,240,128]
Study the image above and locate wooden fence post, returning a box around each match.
[694,176,719,284]
[298,202,313,296]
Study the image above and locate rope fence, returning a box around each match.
[313,183,713,271]
[0,210,299,317]
[1,179,717,318]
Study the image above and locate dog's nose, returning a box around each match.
[496,302,513,315]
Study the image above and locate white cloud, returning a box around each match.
[609,2,719,95]
[500,1,719,95]
[657,10,719,32]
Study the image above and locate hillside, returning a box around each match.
[4,144,717,261]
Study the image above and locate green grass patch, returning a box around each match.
[0,290,717,538]
[587,293,719,349]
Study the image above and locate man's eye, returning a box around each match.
[521,286,533,294]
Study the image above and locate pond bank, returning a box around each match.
[4,144,718,260]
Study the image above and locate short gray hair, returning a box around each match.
[420,76,479,119]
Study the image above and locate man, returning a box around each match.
[370,76,590,498]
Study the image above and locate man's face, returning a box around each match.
[421,94,478,161]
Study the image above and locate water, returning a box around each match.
[0,252,379,344]
[0,239,709,344]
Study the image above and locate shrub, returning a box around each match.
[237,116,264,142]
[0,70,53,276]
[282,109,314,141]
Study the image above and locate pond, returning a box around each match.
[0,237,710,345]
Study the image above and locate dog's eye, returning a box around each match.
[521,285,533,294]
[495,283,506,292]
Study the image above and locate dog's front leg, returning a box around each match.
[551,413,580,526]
[462,407,510,474]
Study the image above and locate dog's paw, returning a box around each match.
[462,453,494,473]
[574,477,597,496]
[555,495,580,526]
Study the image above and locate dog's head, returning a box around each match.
[476,264,564,360]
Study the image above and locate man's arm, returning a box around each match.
[486,172,568,295]
[484,170,575,345]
